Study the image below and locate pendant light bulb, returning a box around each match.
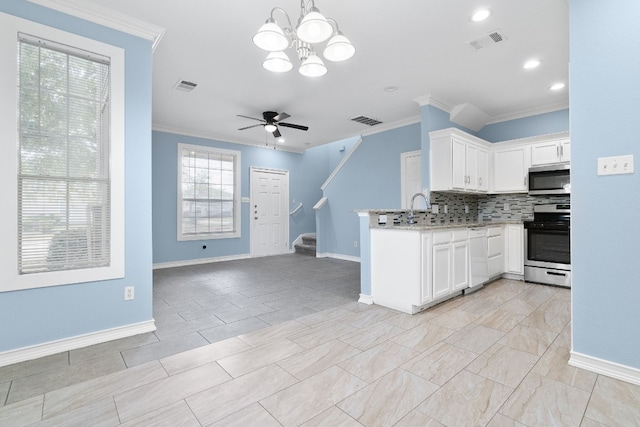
[253,19,289,52]
[298,52,327,77]
[263,51,293,72]
[323,32,355,62]
[296,8,333,43]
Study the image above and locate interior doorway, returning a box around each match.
[250,167,289,257]
[400,150,426,208]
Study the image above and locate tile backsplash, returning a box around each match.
[477,193,570,221]
[369,192,570,227]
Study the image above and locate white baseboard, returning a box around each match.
[316,252,360,263]
[153,253,251,270]
[0,320,156,368]
[358,294,374,305]
[569,351,640,386]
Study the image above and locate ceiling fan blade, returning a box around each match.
[273,128,281,138]
[238,124,264,131]
[273,112,290,122]
[237,114,265,123]
[279,122,309,131]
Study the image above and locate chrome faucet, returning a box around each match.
[407,192,430,224]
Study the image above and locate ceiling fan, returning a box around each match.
[237,111,309,138]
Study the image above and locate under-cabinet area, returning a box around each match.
[370,222,523,314]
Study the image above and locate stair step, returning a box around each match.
[295,243,316,256]
[302,235,316,245]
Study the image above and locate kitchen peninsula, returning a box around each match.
[360,209,524,314]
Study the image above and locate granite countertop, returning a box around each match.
[370,220,522,231]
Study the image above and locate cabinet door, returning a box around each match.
[560,140,571,162]
[531,141,562,166]
[493,147,529,193]
[451,138,467,190]
[505,224,524,275]
[487,228,504,277]
[452,241,469,291]
[420,233,432,304]
[466,143,479,190]
[432,244,452,299]
[477,148,489,192]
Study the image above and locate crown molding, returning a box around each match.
[27,0,165,51]
[486,101,570,125]
[360,115,421,137]
[413,94,452,112]
[152,124,306,154]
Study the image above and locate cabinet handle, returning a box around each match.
[479,177,482,186]
[560,145,564,159]
[557,145,560,159]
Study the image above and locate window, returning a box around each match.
[0,13,124,291]
[177,143,241,240]
[18,34,111,274]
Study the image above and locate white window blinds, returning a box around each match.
[17,33,111,274]
[178,144,240,239]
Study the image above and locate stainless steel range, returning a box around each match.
[524,203,571,287]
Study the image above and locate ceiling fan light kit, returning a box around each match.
[253,0,355,77]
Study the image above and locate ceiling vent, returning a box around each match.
[174,80,198,92]
[351,115,382,126]
[467,29,508,50]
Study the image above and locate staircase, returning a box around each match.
[295,234,316,256]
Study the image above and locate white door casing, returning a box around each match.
[250,168,289,257]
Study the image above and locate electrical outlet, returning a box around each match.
[353,240,358,248]
[503,203,510,211]
[443,205,448,214]
[124,286,135,301]
[431,204,439,214]
[464,205,469,214]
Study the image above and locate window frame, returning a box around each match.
[0,12,125,292]
[176,143,241,241]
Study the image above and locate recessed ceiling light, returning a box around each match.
[471,9,491,22]
[524,59,542,69]
[550,82,566,91]
[384,86,398,92]
[278,138,285,143]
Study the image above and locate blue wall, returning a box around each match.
[152,131,324,264]
[317,124,421,257]
[570,0,640,369]
[478,109,569,142]
[0,2,154,351]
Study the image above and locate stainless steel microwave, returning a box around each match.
[528,163,570,195]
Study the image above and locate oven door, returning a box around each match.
[524,222,570,270]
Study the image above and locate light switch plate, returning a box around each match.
[598,155,634,175]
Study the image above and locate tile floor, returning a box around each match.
[1,254,640,426]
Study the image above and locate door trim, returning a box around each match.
[249,167,290,257]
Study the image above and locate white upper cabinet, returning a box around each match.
[492,145,530,193]
[430,128,569,195]
[530,139,571,166]
[430,129,489,193]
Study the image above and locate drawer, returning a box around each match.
[432,230,452,245]
[452,229,469,242]
[487,226,503,237]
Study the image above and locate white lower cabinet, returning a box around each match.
[504,223,524,275]
[432,240,452,299]
[487,226,504,277]
[371,227,470,314]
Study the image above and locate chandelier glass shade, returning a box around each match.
[253,1,355,77]
[263,51,293,72]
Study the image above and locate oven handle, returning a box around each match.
[547,271,568,277]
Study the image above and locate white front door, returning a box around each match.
[250,168,289,257]
[401,150,424,208]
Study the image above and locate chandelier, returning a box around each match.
[252,1,355,77]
